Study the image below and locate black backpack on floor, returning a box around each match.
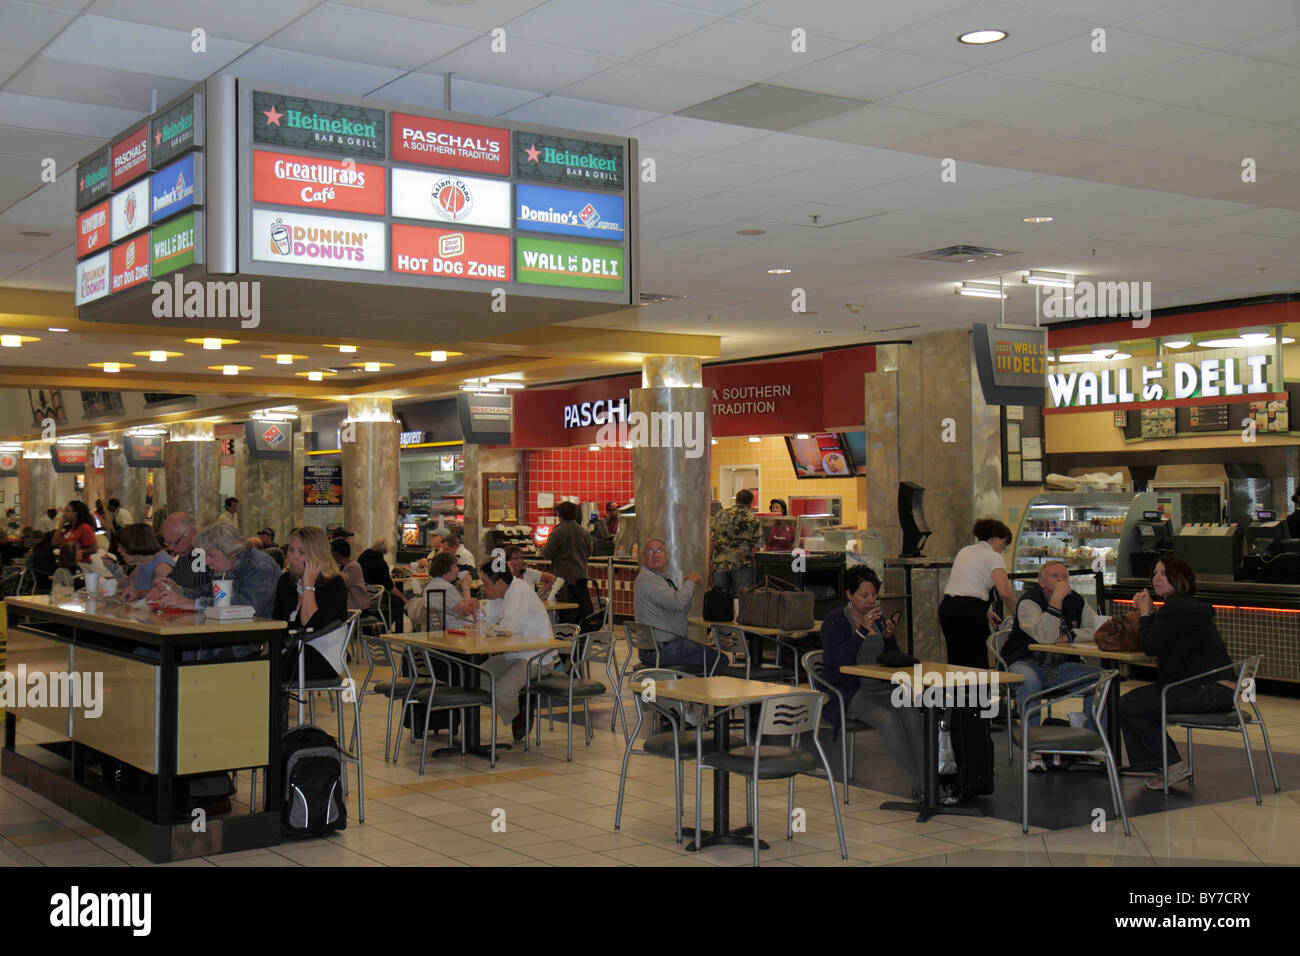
[281,726,347,839]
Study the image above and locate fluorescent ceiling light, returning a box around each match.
[588,445,600,452]
[748,436,762,443]
[795,433,810,439]
[1023,270,1074,288]
[1022,217,1053,224]
[1164,340,1192,349]
[956,281,1006,299]
[1197,336,1294,348]
[308,371,323,382]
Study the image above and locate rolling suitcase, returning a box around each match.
[947,705,995,797]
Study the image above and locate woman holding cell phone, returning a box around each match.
[274,526,348,682]
[819,565,925,798]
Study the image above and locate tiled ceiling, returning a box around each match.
[0,0,1294,395]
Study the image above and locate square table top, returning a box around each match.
[626,675,797,708]
[383,630,569,655]
[843,660,1025,687]
[1028,641,1147,663]
[688,617,823,637]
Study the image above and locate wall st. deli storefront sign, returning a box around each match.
[1048,353,1272,410]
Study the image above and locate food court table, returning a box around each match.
[387,629,569,760]
[687,617,823,675]
[628,675,793,852]
[1027,641,1147,762]
[842,660,1024,822]
[2,594,286,862]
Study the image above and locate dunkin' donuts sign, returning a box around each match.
[251,208,385,271]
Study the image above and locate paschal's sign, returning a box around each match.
[391,113,509,175]
[111,124,150,190]
[252,149,386,215]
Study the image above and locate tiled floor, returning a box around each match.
[2,678,1298,868]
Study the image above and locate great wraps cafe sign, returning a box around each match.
[1048,353,1273,410]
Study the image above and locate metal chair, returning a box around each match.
[524,630,619,760]
[614,667,701,845]
[361,584,388,634]
[391,641,499,770]
[694,690,845,867]
[802,650,869,805]
[612,622,662,732]
[1158,656,1280,804]
[709,624,796,682]
[1014,669,1129,836]
[986,627,1018,765]
[359,634,423,761]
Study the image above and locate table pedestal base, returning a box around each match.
[685,828,770,851]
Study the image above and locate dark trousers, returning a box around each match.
[559,579,593,626]
[939,595,995,794]
[1119,680,1236,770]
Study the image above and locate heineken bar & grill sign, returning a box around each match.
[253,91,385,158]
[514,133,624,190]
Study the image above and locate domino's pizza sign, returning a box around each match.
[261,424,287,448]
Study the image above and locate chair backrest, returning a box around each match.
[361,633,396,673]
[553,623,580,638]
[802,650,824,689]
[1233,656,1263,710]
[1085,669,1119,731]
[577,630,616,664]
[365,584,385,607]
[710,625,747,656]
[629,667,690,720]
[756,691,823,738]
[987,628,1011,670]
[624,622,659,652]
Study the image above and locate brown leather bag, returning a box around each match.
[1094,610,1141,652]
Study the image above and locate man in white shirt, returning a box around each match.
[479,562,555,740]
[506,546,556,598]
[215,497,240,533]
[34,509,57,534]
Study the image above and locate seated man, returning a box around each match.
[478,562,556,741]
[1003,560,1103,771]
[331,538,369,613]
[441,533,476,571]
[633,537,726,675]
[505,546,556,598]
[156,522,280,620]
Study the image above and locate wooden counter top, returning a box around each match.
[5,594,286,636]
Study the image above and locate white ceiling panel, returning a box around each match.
[0,125,103,162]
[887,122,1065,164]
[268,4,480,71]
[7,58,193,111]
[506,0,718,58]
[0,249,48,278]
[423,36,621,92]
[1099,53,1300,111]
[991,30,1199,87]
[444,77,540,117]
[634,19,853,84]
[0,170,71,222]
[1087,107,1259,151]
[647,157,780,192]
[722,169,877,203]
[1198,81,1300,127]
[983,90,1168,138]
[621,114,767,155]
[790,104,963,148]
[0,49,27,85]
[224,46,404,96]
[1196,207,1300,239]
[892,161,1044,192]
[878,70,1073,119]
[1227,26,1300,68]
[768,46,972,102]
[1138,196,1260,223]
[1169,122,1300,166]
[43,15,251,81]
[705,132,866,170]
[997,0,1187,22]
[0,0,75,51]
[86,0,319,44]
[869,1,1093,65]
[330,0,550,31]
[735,0,975,46]
[498,95,658,134]
[1123,0,1300,48]
[0,90,143,138]
[558,61,742,113]
[804,147,933,185]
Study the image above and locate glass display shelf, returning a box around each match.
[1013,492,1156,593]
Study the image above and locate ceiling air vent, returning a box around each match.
[904,245,1020,263]
[677,84,867,132]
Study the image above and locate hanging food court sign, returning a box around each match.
[1048,353,1274,411]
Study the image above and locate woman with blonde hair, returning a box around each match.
[274,526,350,680]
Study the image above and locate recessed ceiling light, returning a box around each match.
[350,361,393,373]
[588,445,600,452]
[89,362,134,373]
[210,365,253,375]
[1022,216,1053,224]
[711,438,718,445]
[815,330,832,335]
[1163,339,1192,350]
[795,434,811,440]
[132,350,183,362]
[323,344,358,353]
[296,370,336,381]
[0,334,39,347]
[261,353,308,365]
[736,229,766,236]
[186,337,238,350]
[414,350,463,361]
[959,29,1008,44]
[748,436,762,443]
[766,268,792,275]
[47,327,68,333]
[18,230,51,238]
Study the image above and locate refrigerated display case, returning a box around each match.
[1012,492,1156,596]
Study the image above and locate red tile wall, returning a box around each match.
[523,447,634,525]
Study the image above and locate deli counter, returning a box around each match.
[1012,492,1158,598]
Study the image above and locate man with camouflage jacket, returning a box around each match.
[709,489,763,595]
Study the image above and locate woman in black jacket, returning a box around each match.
[275,526,350,681]
[1119,554,1235,790]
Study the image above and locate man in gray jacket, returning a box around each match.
[633,538,726,675]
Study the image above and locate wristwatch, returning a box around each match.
[304,585,316,592]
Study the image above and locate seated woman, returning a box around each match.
[819,565,925,799]
[419,551,479,631]
[275,526,349,682]
[118,523,175,601]
[1120,554,1235,790]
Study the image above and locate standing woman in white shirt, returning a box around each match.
[939,519,1017,667]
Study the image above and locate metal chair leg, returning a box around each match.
[1256,708,1281,793]
[1239,724,1263,805]
[751,777,760,868]
[352,693,365,822]
[614,709,643,832]
[786,777,795,840]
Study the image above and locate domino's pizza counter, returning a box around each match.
[1101,578,1300,683]
[2,594,287,862]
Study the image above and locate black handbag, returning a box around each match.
[702,586,734,622]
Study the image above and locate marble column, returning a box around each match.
[342,397,398,557]
[462,445,523,563]
[864,329,1004,661]
[630,356,712,621]
[19,442,56,525]
[104,434,150,524]
[83,452,109,518]
[234,430,296,545]
[165,421,219,526]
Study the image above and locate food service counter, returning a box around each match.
[2,595,287,862]
[1102,578,1300,683]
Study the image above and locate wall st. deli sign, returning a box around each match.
[1049,354,1272,409]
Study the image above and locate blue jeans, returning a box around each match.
[1009,659,1102,731]
[641,638,728,676]
[712,566,755,596]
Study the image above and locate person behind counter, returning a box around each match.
[819,565,925,798]
[764,499,796,551]
[769,499,788,516]
[1121,554,1235,791]
[276,526,350,682]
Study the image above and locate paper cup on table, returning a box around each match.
[84,572,99,594]
[100,578,117,597]
[212,579,233,607]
